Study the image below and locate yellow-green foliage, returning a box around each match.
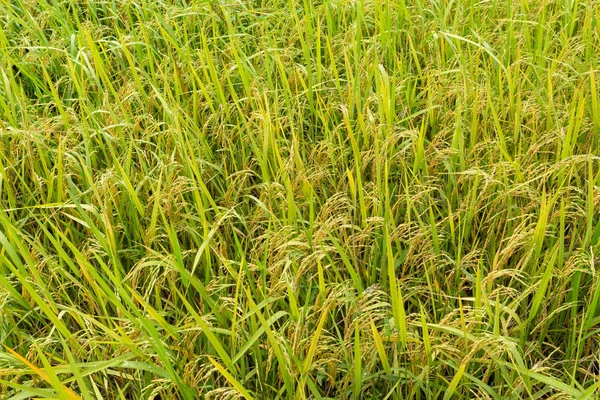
[1,0,600,398]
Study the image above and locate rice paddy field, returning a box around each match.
[1,0,600,398]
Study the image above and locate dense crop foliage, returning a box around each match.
[1,0,600,398]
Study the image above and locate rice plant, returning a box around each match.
[0,0,599,398]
